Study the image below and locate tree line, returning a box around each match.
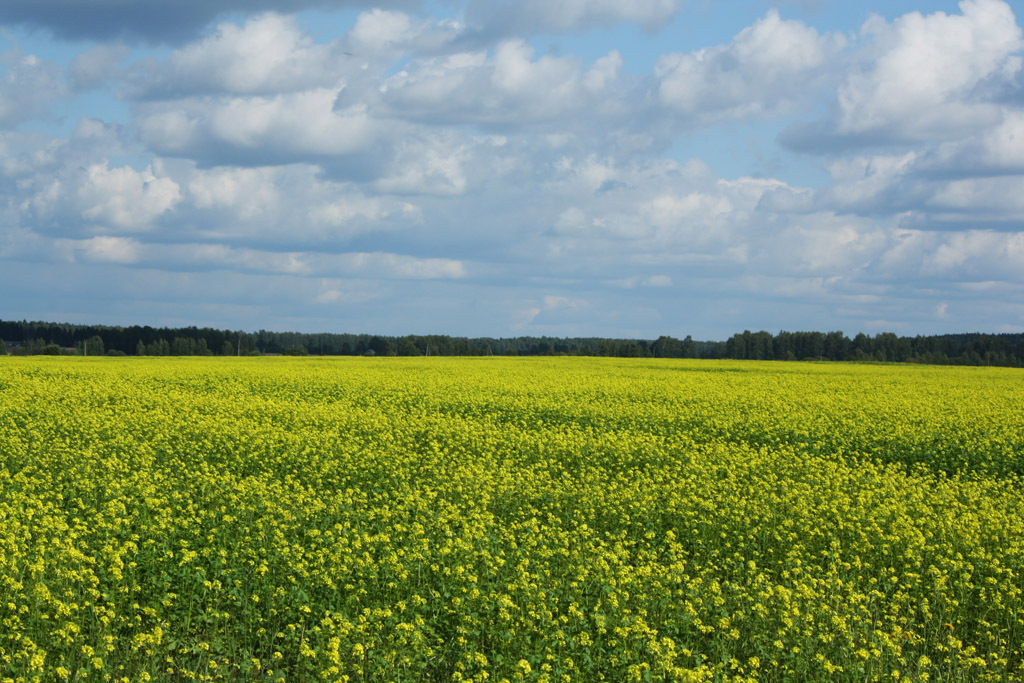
[722,329,1024,366]
[1,319,1022,367]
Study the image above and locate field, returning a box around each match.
[0,357,1022,682]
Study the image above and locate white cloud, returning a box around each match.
[187,166,280,218]
[0,0,423,44]
[349,9,417,50]
[928,176,1024,213]
[799,149,1024,227]
[583,51,623,92]
[640,274,672,287]
[837,0,1022,140]
[309,195,385,226]
[77,163,182,230]
[76,235,143,263]
[348,9,461,55]
[758,213,888,276]
[818,152,921,212]
[68,44,130,90]
[0,46,67,128]
[313,280,385,305]
[921,111,1024,173]
[379,41,622,125]
[174,162,426,244]
[23,161,182,234]
[656,10,845,123]
[372,132,470,195]
[920,231,1024,280]
[4,1,1024,338]
[138,89,377,163]
[128,13,344,98]
[874,229,1024,283]
[34,233,467,281]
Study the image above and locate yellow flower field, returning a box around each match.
[0,357,1022,681]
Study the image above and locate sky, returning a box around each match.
[1,0,1024,340]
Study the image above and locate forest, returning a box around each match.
[1,319,1022,367]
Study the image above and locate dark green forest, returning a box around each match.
[1,319,1022,367]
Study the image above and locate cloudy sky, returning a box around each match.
[1,0,1023,339]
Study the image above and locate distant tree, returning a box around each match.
[42,343,62,355]
[3,316,1022,366]
[851,333,872,359]
[284,344,309,356]
[798,331,826,359]
[171,337,192,355]
[24,338,47,355]
[725,333,747,360]
[368,336,388,356]
[823,331,848,361]
[752,331,774,360]
[774,331,793,360]
[681,335,697,358]
[618,341,642,357]
[397,338,421,356]
[148,338,170,355]
[652,336,683,358]
[84,335,104,356]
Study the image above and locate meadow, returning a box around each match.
[0,356,1022,682]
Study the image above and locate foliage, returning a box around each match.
[83,336,104,357]
[0,358,1022,681]
[3,319,1023,366]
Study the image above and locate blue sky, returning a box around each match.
[2,0,1023,340]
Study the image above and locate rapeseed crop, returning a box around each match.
[0,357,1022,681]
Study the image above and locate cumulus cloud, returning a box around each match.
[126,14,346,98]
[876,229,1024,283]
[377,40,625,126]
[914,111,1024,174]
[655,10,845,124]
[172,162,424,246]
[756,213,889,277]
[0,46,67,128]
[0,0,421,43]
[68,44,130,91]
[784,0,1023,150]
[772,149,1024,231]
[51,238,467,281]
[3,1,1024,337]
[27,161,181,234]
[186,166,281,218]
[347,9,461,56]
[372,131,473,195]
[74,235,143,264]
[837,0,1022,141]
[79,163,182,229]
[137,89,377,165]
